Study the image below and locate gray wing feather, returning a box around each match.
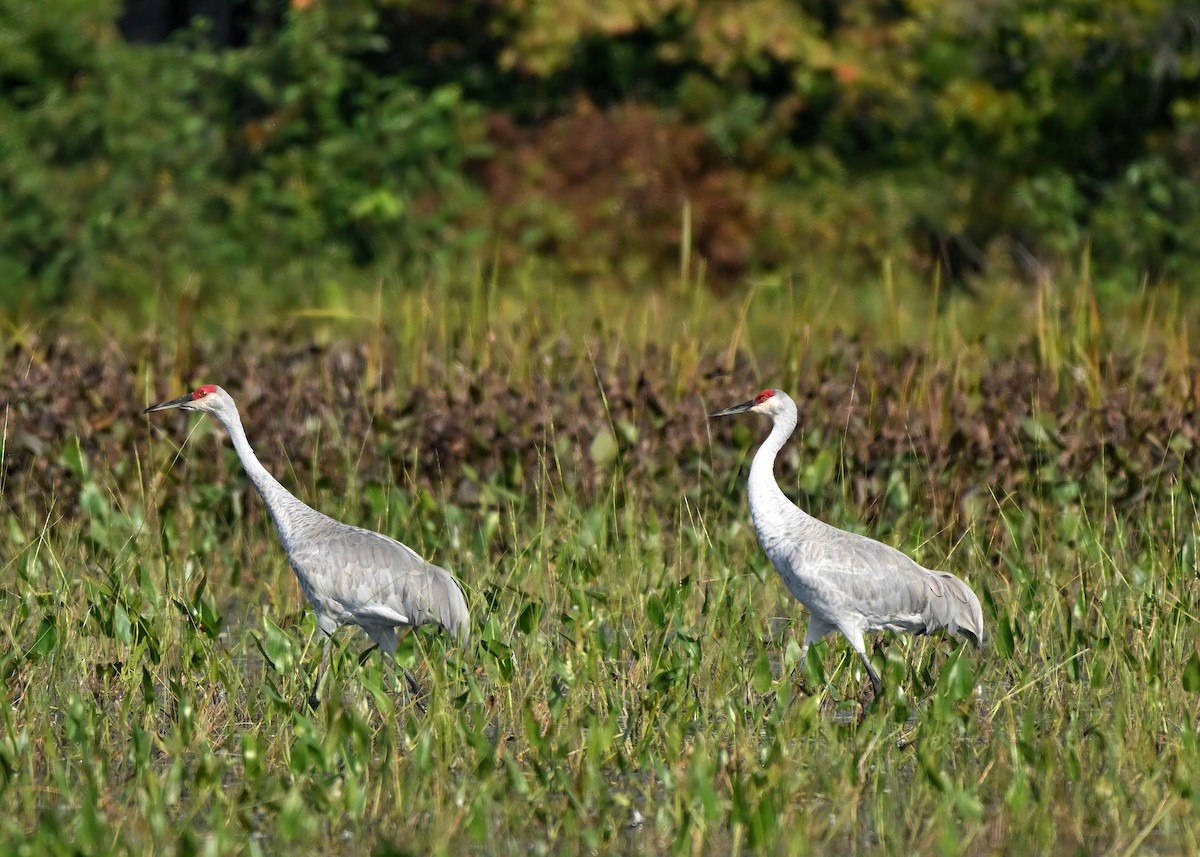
[826,529,984,646]
[288,517,470,644]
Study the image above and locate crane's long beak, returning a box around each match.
[709,399,755,418]
[143,394,193,414]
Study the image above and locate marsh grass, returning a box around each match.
[2,261,1200,855]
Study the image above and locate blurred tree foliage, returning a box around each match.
[0,0,486,309]
[466,0,1200,286]
[1,0,1198,311]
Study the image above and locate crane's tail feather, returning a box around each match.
[439,574,471,647]
[925,571,986,649]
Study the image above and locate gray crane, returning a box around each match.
[710,389,983,698]
[144,384,470,710]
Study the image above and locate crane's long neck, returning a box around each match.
[213,407,303,537]
[747,408,815,530]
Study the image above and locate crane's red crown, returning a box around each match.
[754,389,776,405]
[193,384,219,399]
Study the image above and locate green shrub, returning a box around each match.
[0,0,486,312]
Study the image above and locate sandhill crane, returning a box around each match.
[710,389,983,699]
[144,384,469,710]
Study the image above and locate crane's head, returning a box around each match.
[709,388,793,420]
[144,384,234,418]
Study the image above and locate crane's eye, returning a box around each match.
[754,389,775,404]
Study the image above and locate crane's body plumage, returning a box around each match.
[145,384,468,705]
[713,389,983,696]
[277,507,471,647]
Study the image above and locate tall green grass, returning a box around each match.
[2,263,1199,854]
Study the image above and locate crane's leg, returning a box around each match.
[800,617,834,661]
[795,617,835,686]
[400,666,426,714]
[841,627,883,700]
[393,627,427,714]
[308,633,333,710]
[859,651,883,699]
[371,627,427,714]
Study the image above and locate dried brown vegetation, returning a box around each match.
[5,337,1199,537]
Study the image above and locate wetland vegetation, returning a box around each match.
[4,273,1200,854]
[4,1,1200,853]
